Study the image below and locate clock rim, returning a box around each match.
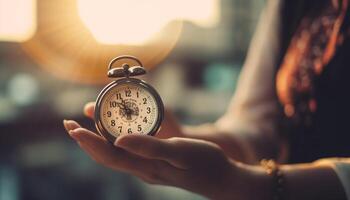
[94,78,164,143]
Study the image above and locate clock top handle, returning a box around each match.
[107,55,146,78]
[108,55,144,70]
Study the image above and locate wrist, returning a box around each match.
[229,162,272,200]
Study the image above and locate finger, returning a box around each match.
[63,119,81,132]
[69,127,124,165]
[70,128,183,185]
[115,135,188,169]
[156,109,184,139]
[84,102,95,119]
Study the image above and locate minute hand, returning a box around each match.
[116,102,125,110]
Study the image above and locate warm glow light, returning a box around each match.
[0,0,36,42]
[21,0,184,84]
[77,0,220,45]
[167,0,220,27]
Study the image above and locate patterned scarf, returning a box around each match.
[276,0,348,126]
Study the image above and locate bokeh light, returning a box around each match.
[0,0,36,42]
[7,73,39,106]
[204,63,240,92]
[0,96,17,122]
[78,0,220,45]
[21,0,183,84]
[19,0,221,84]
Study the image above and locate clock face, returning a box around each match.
[97,81,161,139]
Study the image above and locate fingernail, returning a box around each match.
[63,119,70,132]
[64,120,74,132]
[69,130,81,141]
[114,137,122,146]
[114,136,127,147]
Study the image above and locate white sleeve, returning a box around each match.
[183,0,284,162]
[316,158,350,199]
[215,0,282,138]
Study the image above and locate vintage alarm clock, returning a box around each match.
[95,55,164,143]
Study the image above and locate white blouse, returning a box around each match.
[189,0,350,198]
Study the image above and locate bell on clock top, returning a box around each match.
[107,55,147,79]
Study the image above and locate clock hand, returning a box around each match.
[121,101,133,120]
[115,98,129,119]
[116,102,125,109]
[119,98,130,112]
[130,107,139,116]
[125,107,132,120]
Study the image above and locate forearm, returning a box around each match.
[281,162,347,200]
[239,162,347,200]
[182,123,256,163]
[182,123,280,164]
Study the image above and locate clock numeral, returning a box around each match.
[146,107,151,114]
[125,90,131,97]
[116,93,122,100]
[143,98,147,104]
[111,120,116,126]
[143,117,148,123]
[110,101,117,108]
[117,126,122,133]
[107,111,112,117]
[137,92,139,98]
[128,128,132,134]
[137,125,142,132]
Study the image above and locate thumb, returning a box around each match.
[84,102,95,119]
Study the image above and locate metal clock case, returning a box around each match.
[94,56,164,143]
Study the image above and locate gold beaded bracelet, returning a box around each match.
[260,159,285,200]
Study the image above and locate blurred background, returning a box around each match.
[0,0,265,199]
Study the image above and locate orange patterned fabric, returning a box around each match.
[276,0,348,124]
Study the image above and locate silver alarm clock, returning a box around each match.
[94,55,164,143]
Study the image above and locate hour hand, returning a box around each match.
[117,99,127,110]
[116,102,125,109]
[130,108,139,116]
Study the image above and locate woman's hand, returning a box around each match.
[83,102,254,162]
[63,102,269,200]
[63,120,250,199]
